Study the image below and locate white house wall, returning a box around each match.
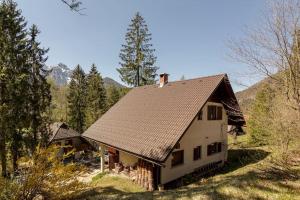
[160,102,228,184]
[119,151,139,167]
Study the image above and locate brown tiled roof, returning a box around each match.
[83,74,244,163]
[49,122,80,142]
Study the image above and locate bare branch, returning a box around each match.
[60,0,86,15]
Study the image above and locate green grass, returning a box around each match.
[91,172,108,182]
[75,135,300,200]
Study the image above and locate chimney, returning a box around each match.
[159,73,169,87]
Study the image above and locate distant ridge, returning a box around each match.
[103,77,126,88]
[235,77,273,115]
[46,63,125,88]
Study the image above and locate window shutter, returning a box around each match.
[217,107,222,120]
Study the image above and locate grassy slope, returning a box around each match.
[77,135,300,200]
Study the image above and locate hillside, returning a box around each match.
[235,77,273,115]
[103,77,125,88]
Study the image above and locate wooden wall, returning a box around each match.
[136,159,155,191]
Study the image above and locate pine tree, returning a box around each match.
[86,64,107,127]
[0,12,9,177]
[67,65,87,133]
[117,12,158,87]
[27,24,51,150]
[107,85,121,108]
[0,0,31,174]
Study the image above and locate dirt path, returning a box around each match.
[78,167,102,183]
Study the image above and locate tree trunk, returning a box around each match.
[11,131,19,175]
[0,132,7,177]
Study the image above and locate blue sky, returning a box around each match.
[16,0,266,91]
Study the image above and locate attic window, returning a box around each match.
[207,106,222,120]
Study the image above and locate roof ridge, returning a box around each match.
[167,73,226,84]
[134,73,226,89]
[49,122,63,144]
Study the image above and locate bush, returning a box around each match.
[0,146,87,200]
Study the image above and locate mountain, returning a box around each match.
[103,77,125,88]
[46,63,125,88]
[235,77,273,115]
[47,63,72,85]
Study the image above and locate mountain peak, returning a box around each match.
[47,63,72,85]
[47,64,125,88]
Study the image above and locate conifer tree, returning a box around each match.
[0,15,8,177]
[107,85,121,108]
[27,24,51,150]
[117,12,158,87]
[86,64,107,127]
[67,65,87,133]
[0,0,31,173]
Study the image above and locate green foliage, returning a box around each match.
[0,0,31,174]
[0,0,52,175]
[117,12,158,87]
[107,85,121,108]
[91,172,108,183]
[86,64,107,128]
[67,65,87,133]
[26,24,51,150]
[247,84,275,146]
[48,78,68,122]
[0,146,87,200]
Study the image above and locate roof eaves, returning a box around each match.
[82,135,165,166]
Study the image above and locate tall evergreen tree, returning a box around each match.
[27,24,51,150]
[67,65,87,133]
[107,85,121,108]
[0,0,31,174]
[86,64,107,127]
[0,11,9,177]
[117,12,158,87]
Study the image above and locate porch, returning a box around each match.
[98,144,161,191]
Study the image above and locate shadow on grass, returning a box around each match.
[165,148,270,189]
[74,148,300,200]
[222,148,270,173]
[75,185,153,200]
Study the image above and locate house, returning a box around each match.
[49,122,95,159]
[83,73,245,190]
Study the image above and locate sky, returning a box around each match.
[15,0,266,91]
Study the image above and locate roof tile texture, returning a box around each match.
[83,74,226,162]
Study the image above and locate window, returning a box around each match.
[171,150,184,167]
[207,142,222,156]
[193,146,202,160]
[207,106,222,120]
[197,110,203,120]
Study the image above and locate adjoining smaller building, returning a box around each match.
[49,122,95,159]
